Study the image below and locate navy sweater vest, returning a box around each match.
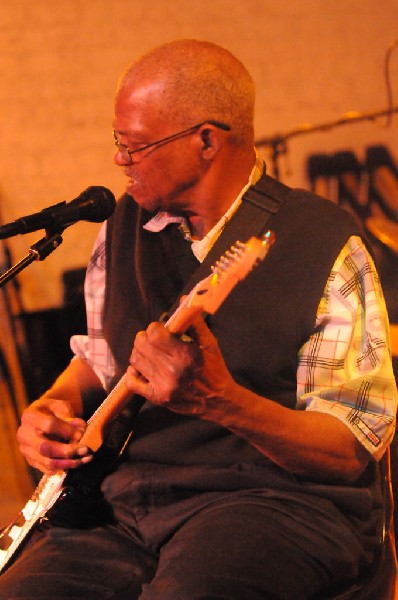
[101,173,382,546]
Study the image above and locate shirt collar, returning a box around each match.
[144,150,264,262]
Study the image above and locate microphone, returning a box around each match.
[0,186,116,239]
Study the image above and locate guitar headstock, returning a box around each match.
[165,230,275,335]
[188,230,275,314]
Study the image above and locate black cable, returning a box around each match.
[383,38,398,128]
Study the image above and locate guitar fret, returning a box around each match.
[22,500,39,521]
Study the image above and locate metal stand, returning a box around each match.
[256,106,398,179]
[0,229,64,288]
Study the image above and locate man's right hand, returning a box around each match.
[17,397,92,474]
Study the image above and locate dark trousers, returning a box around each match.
[0,482,367,600]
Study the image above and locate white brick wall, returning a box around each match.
[0,0,397,310]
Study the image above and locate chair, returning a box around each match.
[320,447,397,599]
[325,322,398,598]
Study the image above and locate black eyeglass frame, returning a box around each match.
[113,120,231,164]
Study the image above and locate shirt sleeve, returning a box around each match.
[70,222,116,392]
[296,235,397,460]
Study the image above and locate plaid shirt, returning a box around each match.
[71,184,397,462]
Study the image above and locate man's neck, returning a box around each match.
[187,149,259,239]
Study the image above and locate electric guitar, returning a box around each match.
[0,230,275,574]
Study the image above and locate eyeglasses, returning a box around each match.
[113,120,231,165]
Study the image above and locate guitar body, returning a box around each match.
[0,232,275,574]
[46,394,145,528]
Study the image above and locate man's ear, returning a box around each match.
[199,127,220,158]
[201,129,211,148]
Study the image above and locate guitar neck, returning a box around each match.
[76,234,275,453]
[79,374,131,451]
[79,288,207,452]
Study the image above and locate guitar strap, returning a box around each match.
[165,171,291,317]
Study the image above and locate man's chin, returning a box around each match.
[127,189,161,213]
[125,179,136,197]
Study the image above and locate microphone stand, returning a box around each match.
[0,228,64,288]
[256,105,398,179]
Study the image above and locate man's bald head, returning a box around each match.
[117,39,255,147]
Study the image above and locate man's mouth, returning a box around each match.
[124,171,137,187]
